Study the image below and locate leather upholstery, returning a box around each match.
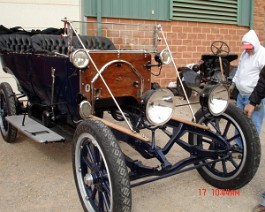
[0,34,32,53]
[0,34,116,54]
[78,36,116,50]
[31,34,69,54]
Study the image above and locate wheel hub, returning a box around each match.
[84,168,106,189]
[84,173,94,187]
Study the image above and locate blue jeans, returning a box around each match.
[261,192,265,206]
[236,94,265,134]
[234,94,264,148]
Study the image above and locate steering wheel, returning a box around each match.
[211,41,230,55]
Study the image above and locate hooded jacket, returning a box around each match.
[233,30,265,95]
[249,65,265,105]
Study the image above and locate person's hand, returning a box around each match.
[244,104,255,118]
[228,82,235,95]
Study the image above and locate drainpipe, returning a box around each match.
[249,0,254,29]
[260,2,265,46]
[96,0,102,36]
[80,0,87,35]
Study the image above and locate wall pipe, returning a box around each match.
[96,0,102,36]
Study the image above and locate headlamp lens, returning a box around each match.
[143,89,175,126]
[159,49,172,65]
[201,84,229,116]
[70,49,89,69]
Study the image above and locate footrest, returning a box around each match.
[5,115,65,143]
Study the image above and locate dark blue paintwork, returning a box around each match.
[1,53,80,119]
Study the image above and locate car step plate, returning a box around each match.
[5,115,65,143]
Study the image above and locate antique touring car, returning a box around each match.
[0,19,260,211]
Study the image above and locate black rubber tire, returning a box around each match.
[73,119,131,212]
[188,103,260,189]
[0,82,17,143]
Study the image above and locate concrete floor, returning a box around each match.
[0,95,264,212]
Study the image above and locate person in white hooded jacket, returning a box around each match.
[232,30,265,147]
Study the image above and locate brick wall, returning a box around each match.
[253,0,265,44]
[87,0,265,87]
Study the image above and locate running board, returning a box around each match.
[5,115,65,143]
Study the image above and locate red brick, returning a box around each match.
[85,1,265,87]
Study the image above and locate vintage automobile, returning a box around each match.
[0,19,261,212]
[170,41,238,99]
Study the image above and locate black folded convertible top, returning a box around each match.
[0,25,64,35]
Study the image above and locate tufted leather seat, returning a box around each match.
[0,34,116,54]
[31,35,116,54]
[77,36,116,50]
[31,34,69,54]
[0,34,32,53]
